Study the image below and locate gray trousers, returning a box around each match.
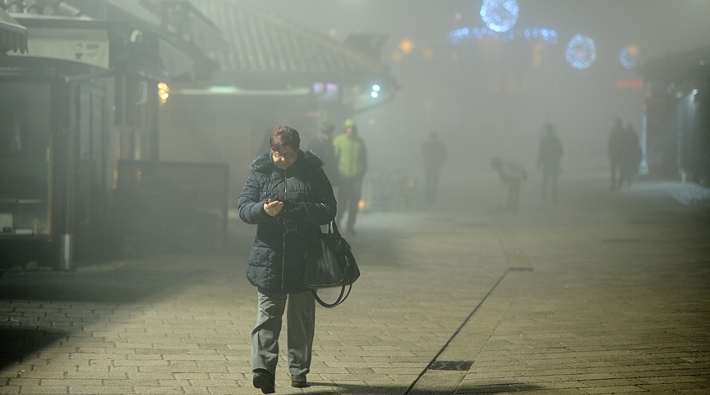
[251,290,315,377]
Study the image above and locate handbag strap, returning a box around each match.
[312,282,352,308]
[312,220,352,308]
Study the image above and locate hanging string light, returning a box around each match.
[449,26,557,44]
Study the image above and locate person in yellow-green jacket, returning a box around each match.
[332,119,367,234]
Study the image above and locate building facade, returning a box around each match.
[0,0,220,269]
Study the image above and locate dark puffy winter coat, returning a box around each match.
[237,150,337,294]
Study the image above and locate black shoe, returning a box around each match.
[253,370,275,394]
[291,375,308,388]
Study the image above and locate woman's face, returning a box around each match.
[272,145,297,170]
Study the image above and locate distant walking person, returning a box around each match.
[238,126,337,393]
[536,124,564,204]
[491,157,527,212]
[421,131,448,205]
[333,119,367,234]
[307,123,339,187]
[608,117,625,190]
[620,122,642,187]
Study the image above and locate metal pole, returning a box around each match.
[59,234,72,270]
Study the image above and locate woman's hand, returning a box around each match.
[263,199,284,217]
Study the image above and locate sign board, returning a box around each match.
[11,27,109,69]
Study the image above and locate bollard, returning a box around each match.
[59,234,72,270]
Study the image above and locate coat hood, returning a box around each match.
[250,150,324,173]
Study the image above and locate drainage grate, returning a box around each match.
[428,361,473,371]
[458,222,489,228]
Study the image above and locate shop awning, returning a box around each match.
[0,9,28,54]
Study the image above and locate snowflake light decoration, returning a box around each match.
[566,34,597,70]
[480,0,520,33]
[619,44,640,69]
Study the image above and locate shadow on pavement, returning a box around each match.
[0,257,210,370]
[0,328,67,371]
[0,265,207,304]
[348,227,402,267]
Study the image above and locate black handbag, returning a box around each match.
[303,221,360,307]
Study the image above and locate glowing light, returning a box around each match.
[399,39,415,54]
[617,80,644,90]
[158,82,169,104]
[566,34,597,70]
[313,82,339,100]
[370,84,381,98]
[449,26,557,44]
[480,0,520,33]
[208,86,238,94]
[620,44,640,69]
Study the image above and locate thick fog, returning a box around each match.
[255,0,710,188]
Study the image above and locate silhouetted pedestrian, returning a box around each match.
[536,124,563,204]
[307,123,339,187]
[608,117,625,190]
[421,131,447,205]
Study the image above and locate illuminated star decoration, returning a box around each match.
[619,44,639,69]
[480,0,520,33]
[566,34,597,70]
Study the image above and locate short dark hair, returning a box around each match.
[270,126,300,151]
[321,123,335,135]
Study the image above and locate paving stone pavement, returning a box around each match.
[0,168,709,395]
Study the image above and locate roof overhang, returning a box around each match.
[0,9,28,54]
[9,12,216,81]
[88,0,222,80]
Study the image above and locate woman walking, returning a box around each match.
[237,126,337,393]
